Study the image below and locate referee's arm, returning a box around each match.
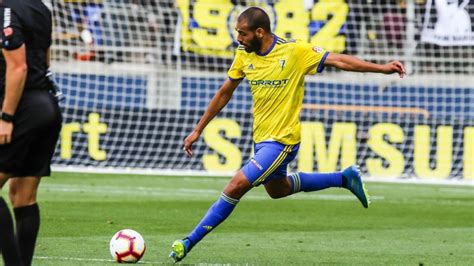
[0,44,27,144]
[2,44,27,115]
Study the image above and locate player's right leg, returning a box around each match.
[170,141,296,263]
[169,170,252,263]
[0,173,23,266]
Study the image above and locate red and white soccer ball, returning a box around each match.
[109,229,146,263]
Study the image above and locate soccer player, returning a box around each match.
[170,7,406,262]
[0,1,62,265]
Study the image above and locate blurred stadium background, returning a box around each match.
[47,0,473,182]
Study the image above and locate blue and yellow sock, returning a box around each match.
[186,192,239,249]
[289,172,342,194]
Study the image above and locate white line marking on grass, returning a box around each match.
[40,183,384,202]
[52,167,474,186]
[35,256,114,263]
[365,177,474,186]
[34,256,115,262]
[439,187,474,194]
[183,177,228,183]
[35,256,164,264]
[43,183,220,193]
[288,194,384,201]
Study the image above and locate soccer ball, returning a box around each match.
[109,229,146,263]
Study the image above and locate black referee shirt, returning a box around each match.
[0,0,52,93]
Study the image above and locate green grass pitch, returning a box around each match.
[12,172,473,265]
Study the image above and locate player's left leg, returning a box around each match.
[9,176,41,266]
[260,143,369,207]
[264,172,344,199]
[262,143,344,199]
[265,166,370,208]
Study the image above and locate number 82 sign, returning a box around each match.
[176,0,348,57]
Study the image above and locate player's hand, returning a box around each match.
[384,61,406,78]
[183,130,201,157]
[0,120,13,145]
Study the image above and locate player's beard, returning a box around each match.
[243,36,262,53]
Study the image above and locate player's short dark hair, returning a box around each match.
[238,7,271,32]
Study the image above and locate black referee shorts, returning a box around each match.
[0,89,62,177]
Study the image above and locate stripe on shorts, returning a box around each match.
[252,145,294,186]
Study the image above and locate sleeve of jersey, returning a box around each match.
[227,51,245,81]
[298,42,329,75]
[2,8,24,51]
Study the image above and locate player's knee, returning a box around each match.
[264,178,292,199]
[266,190,288,199]
[224,182,246,199]
[224,174,252,199]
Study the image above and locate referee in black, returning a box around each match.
[0,1,62,265]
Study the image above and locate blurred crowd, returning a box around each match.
[52,0,472,74]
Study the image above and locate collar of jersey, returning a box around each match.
[256,34,277,56]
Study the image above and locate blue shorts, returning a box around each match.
[242,141,300,186]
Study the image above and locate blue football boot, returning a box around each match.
[342,165,371,208]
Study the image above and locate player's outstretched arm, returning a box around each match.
[183,78,241,157]
[324,53,406,78]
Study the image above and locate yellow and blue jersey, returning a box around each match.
[228,36,329,145]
